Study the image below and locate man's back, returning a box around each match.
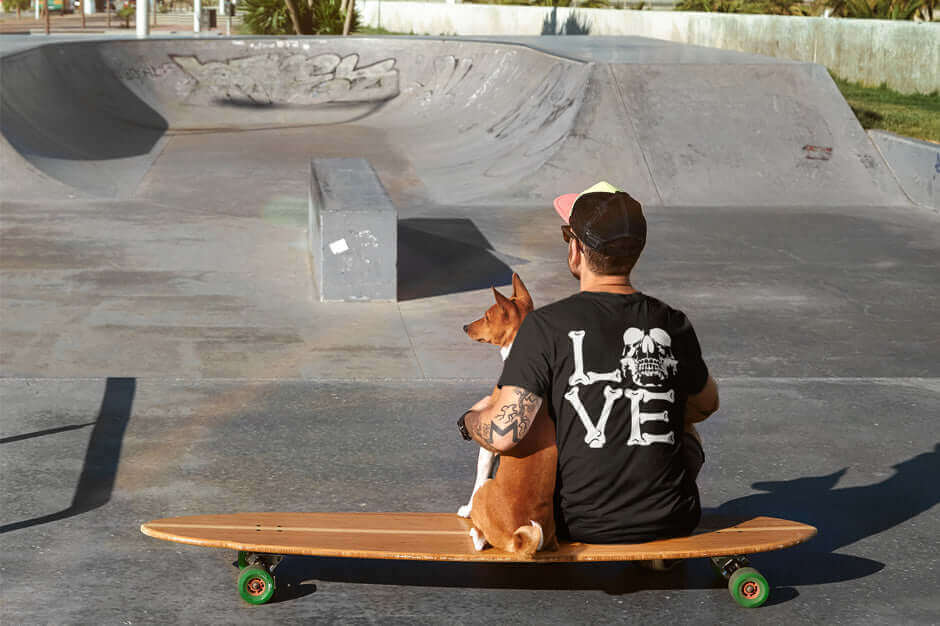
[498,291,709,544]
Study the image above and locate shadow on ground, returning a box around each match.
[398,218,528,300]
[708,443,939,587]
[0,377,136,534]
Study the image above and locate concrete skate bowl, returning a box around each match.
[0,38,589,203]
[1,36,912,208]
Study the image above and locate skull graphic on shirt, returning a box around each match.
[620,327,678,389]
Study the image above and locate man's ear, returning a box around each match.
[511,273,533,307]
[492,286,511,308]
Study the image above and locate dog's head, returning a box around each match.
[463,273,534,348]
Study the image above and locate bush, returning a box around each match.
[241,0,359,35]
[116,4,134,26]
[675,0,932,17]
[9,0,32,15]
[674,0,817,13]
[467,0,613,7]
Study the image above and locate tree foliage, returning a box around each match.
[241,0,359,35]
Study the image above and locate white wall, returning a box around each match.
[359,2,940,95]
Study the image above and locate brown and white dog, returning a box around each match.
[457,274,559,557]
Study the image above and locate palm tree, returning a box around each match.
[283,0,302,32]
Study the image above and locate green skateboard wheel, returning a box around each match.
[728,567,769,608]
[238,565,275,605]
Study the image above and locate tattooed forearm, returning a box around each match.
[464,386,542,453]
[465,413,499,453]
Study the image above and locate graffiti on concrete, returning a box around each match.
[411,55,473,103]
[122,64,175,81]
[489,64,576,141]
[803,144,833,161]
[168,53,399,106]
[859,153,877,170]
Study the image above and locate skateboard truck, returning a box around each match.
[237,551,283,573]
[710,554,749,579]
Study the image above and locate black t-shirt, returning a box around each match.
[497,291,709,544]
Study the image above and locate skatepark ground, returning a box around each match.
[1,34,938,623]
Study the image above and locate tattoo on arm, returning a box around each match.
[465,387,542,452]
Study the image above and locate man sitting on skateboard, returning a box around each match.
[461,182,719,545]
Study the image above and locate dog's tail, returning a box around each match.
[511,520,544,559]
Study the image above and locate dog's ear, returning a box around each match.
[492,286,511,308]
[511,273,532,306]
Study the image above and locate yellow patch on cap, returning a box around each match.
[576,181,624,203]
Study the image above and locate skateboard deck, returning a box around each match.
[141,512,816,607]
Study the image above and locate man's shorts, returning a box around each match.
[682,431,705,483]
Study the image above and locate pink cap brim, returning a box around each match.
[553,193,579,223]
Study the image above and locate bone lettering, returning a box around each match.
[564,385,624,449]
[568,330,623,386]
[568,331,590,386]
[625,389,675,446]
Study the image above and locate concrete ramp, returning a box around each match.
[1,36,910,208]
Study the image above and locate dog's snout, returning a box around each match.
[463,324,470,333]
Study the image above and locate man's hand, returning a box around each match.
[463,386,542,453]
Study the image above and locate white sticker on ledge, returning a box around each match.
[329,238,349,255]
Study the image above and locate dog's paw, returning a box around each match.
[469,528,488,551]
[457,503,472,518]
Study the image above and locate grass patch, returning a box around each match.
[356,25,413,35]
[830,70,940,144]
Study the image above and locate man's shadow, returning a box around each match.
[707,443,939,587]
[270,445,937,602]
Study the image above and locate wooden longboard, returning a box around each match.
[141,512,816,607]
[141,512,815,563]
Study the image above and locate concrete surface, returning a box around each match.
[869,129,940,210]
[309,158,398,301]
[1,34,938,624]
[358,2,940,95]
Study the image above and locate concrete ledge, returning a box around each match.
[308,158,397,302]
[869,130,940,210]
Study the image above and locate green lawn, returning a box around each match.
[830,71,940,144]
[356,25,413,35]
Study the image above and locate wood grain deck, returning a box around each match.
[141,512,816,562]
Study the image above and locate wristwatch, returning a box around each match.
[457,411,473,441]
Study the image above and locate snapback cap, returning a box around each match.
[553,181,646,256]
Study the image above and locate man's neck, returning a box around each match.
[580,273,637,295]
